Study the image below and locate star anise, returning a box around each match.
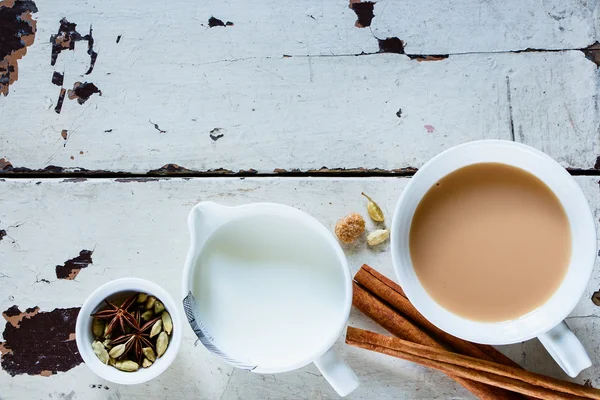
[91,293,138,337]
[110,316,160,363]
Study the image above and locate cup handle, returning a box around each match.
[313,347,359,397]
[537,321,592,377]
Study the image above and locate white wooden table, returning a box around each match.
[1,1,599,399]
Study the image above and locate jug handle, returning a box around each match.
[537,321,591,377]
[314,347,359,397]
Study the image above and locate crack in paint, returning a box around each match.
[506,76,516,142]
[149,119,167,134]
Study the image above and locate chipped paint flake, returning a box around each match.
[0,306,82,376]
[51,71,64,86]
[0,0,37,96]
[378,37,404,54]
[582,42,600,67]
[2,305,39,328]
[55,249,93,280]
[50,18,97,74]
[349,0,375,28]
[210,127,224,141]
[67,81,101,104]
[208,17,233,27]
[408,54,449,62]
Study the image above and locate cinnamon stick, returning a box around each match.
[355,264,524,370]
[352,282,520,400]
[347,327,600,400]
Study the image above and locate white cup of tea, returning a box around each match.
[391,140,596,377]
[181,202,359,397]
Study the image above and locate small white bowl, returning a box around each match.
[75,278,183,385]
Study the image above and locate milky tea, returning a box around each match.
[409,162,571,322]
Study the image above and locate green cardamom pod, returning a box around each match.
[156,332,168,357]
[154,300,165,314]
[150,320,162,338]
[108,343,127,359]
[92,341,109,364]
[108,357,116,367]
[103,339,113,349]
[142,358,153,368]
[366,229,390,246]
[361,192,385,222]
[145,296,156,310]
[92,318,105,338]
[115,360,139,372]
[142,347,156,362]
[103,322,111,339]
[141,310,154,321]
[136,292,148,303]
[161,311,173,336]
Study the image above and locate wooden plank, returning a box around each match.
[372,0,600,54]
[1,50,598,173]
[1,177,599,398]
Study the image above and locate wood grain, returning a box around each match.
[1,51,597,173]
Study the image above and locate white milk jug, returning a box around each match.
[181,202,359,396]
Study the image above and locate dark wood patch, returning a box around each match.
[0,0,38,96]
[0,306,82,376]
[116,35,121,43]
[0,229,6,241]
[210,127,224,141]
[62,177,87,182]
[54,87,66,113]
[378,37,405,54]
[348,0,375,28]
[592,290,600,306]
[582,42,600,67]
[0,158,12,170]
[50,18,98,75]
[407,54,449,62]
[208,17,233,27]
[114,178,160,183]
[67,81,101,104]
[148,164,193,175]
[52,71,64,86]
[55,249,93,280]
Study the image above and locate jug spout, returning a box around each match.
[183,201,234,299]
[188,201,233,243]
